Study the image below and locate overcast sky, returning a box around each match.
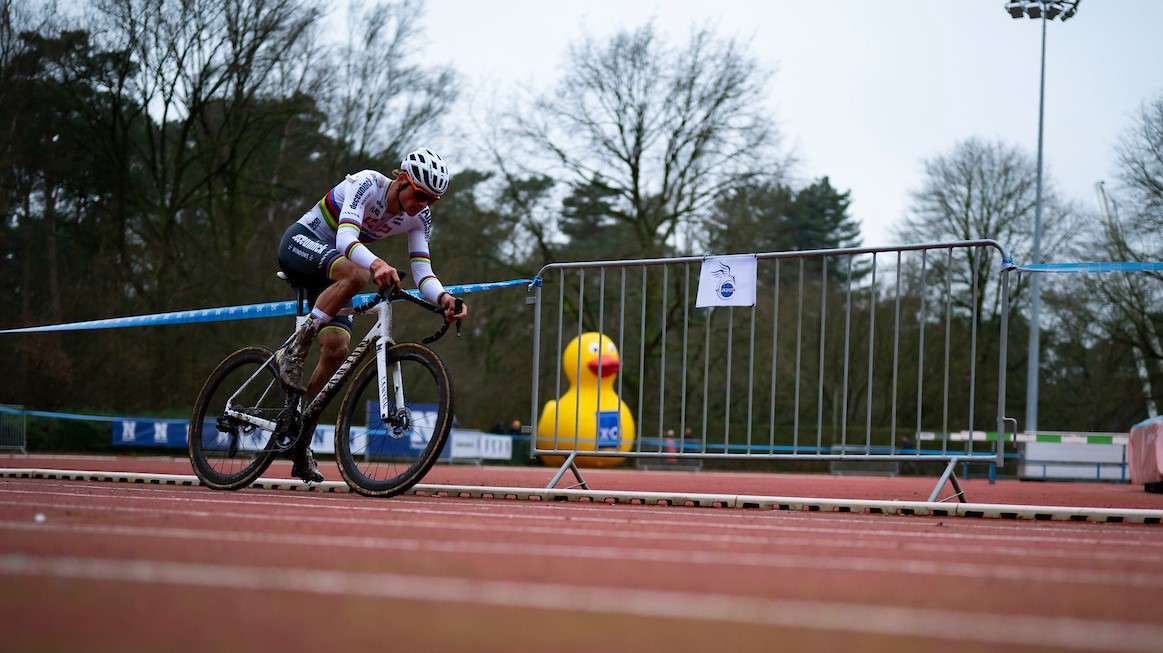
[416,0,1163,253]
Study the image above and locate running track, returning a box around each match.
[2,455,1162,652]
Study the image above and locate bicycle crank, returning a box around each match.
[271,407,302,453]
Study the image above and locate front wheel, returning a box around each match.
[188,346,284,490]
[335,342,454,497]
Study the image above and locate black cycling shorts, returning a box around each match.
[277,223,354,334]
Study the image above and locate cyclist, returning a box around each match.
[276,147,468,482]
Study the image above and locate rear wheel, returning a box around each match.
[335,342,454,497]
[188,346,284,490]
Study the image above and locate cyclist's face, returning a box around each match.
[400,173,439,214]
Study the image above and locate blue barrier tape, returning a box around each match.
[0,278,533,335]
[0,406,125,422]
[1017,261,1163,274]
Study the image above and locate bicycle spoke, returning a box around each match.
[188,347,283,490]
[336,343,453,497]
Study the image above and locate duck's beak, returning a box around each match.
[587,356,620,377]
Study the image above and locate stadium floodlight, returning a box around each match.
[1002,0,1082,435]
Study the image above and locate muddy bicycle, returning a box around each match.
[187,275,461,497]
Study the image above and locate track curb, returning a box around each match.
[3,467,1161,524]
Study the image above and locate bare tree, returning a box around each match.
[87,0,325,304]
[1113,94,1163,263]
[1082,94,1163,417]
[505,23,787,258]
[321,0,458,172]
[895,137,1075,321]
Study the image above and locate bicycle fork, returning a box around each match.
[374,300,410,437]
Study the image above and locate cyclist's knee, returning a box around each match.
[331,260,370,294]
[317,328,350,362]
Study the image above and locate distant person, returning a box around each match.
[664,429,678,463]
[275,148,467,483]
[508,420,522,436]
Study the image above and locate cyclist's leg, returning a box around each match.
[309,257,370,316]
[277,226,352,391]
[308,323,353,398]
[278,229,370,482]
[289,318,353,483]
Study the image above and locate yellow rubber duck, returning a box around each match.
[536,332,635,467]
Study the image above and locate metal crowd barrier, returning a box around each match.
[529,241,1016,501]
[0,405,28,453]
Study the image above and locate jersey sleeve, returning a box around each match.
[407,227,447,303]
[334,173,379,271]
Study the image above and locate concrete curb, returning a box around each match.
[4,467,1161,524]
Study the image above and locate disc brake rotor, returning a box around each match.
[386,406,412,439]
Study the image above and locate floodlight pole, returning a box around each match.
[1026,9,1047,435]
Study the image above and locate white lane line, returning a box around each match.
[1,554,1160,653]
[2,519,1161,589]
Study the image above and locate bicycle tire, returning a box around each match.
[188,346,284,490]
[334,342,454,497]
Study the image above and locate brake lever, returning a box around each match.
[419,297,464,344]
[356,272,410,313]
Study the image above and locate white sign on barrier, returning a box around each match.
[696,255,758,307]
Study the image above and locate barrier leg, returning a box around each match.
[546,451,589,490]
[928,458,966,503]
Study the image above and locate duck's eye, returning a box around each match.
[588,342,600,354]
[606,342,617,354]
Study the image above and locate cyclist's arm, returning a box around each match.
[334,174,380,272]
[406,228,447,304]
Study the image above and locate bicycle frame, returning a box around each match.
[222,298,400,437]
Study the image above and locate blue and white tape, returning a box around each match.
[0,405,124,421]
[1017,261,1163,274]
[0,278,534,335]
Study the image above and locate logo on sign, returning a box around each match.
[596,410,620,449]
[712,260,737,300]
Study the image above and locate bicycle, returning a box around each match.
[187,273,462,497]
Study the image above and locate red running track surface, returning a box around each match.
[1,455,1162,652]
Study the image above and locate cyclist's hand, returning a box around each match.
[439,293,467,322]
[370,259,401,290]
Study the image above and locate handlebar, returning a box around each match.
[352,272,463,344]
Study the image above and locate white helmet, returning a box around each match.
[401,147,450,197]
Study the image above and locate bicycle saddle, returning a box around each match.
[276,269,311,316]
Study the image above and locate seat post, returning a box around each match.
[276,270,309,317]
